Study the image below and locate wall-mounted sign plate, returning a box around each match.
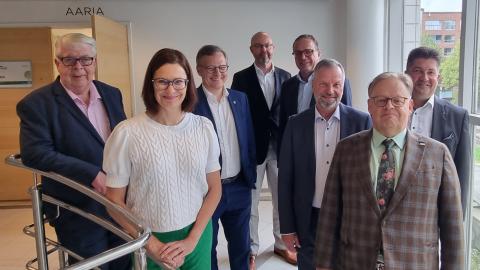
[0,61,32,88]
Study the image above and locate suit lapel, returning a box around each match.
[303,109,316,179]
[357,130,382,216]
[247,65,270,111]
[339,104,349,139]
[196,86,217,131]
[271,69,282,111]
[291,78,301,114]
[52,79,105,145]
[385,131,425,215]
[227,92,241,132]
[431,96,445,140]
[95,81,116,130]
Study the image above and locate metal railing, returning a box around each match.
[5,154,152,270]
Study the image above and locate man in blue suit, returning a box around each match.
[17,33,130,269]
[193,45,256,270]
[231,32,295,268]
[278,59,372,269]
[278,34,353,156]
[405,46,471,214]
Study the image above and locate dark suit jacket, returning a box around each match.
[17,77,126,222]
[231,64,291,164]
[431,96,471,213]
[193,86,257,188]
[278,104,371,241]
[315,130,464,269]
[278,76,353,155]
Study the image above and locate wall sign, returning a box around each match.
[66,7,104,16]
[0,61,32,88]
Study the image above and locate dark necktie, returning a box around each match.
[376,139,396,212]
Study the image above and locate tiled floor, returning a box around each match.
[0,199,296,270]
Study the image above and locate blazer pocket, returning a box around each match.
[413,170,441,189]
[442,132,456,151]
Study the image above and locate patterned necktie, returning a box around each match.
[376,139,396,212]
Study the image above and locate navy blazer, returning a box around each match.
[17,77,126,219]
[431,96,471,213]
[278,75,353,155]
[278,104,372,240]
[193,86,257,188]
[231,64,291,164]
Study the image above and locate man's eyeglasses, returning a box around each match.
[252,43,274,50]
[152,78,189,90]
[58,57,95,66]
[292,49,315,57]
[370,96,410,107]
[202,65,229,74]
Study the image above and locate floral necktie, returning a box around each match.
[376,139,396,212]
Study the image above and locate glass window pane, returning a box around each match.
[420,9,462,105]
[472,126,480,268]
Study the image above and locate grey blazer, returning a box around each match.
[431,96,471,213]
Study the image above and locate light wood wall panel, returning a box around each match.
[92,15,133,117]
[0,27,54,201]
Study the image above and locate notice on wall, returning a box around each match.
[0,61,32,88]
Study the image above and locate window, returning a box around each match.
[425,20,441,30]
[444,47,453,56]
[444,20,456,30]
[404,1,480,269]
[444,35,455,43]
[434,35,442,43]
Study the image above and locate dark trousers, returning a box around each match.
[211,180,252,270]
[53,209,131,270]
[297,207,320,270]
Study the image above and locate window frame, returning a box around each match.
[459,0,479,268]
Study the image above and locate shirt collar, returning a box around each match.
[314,104,341,122]
[202,85,228,103]
[62,81,100,105]
[418,94,435,110]
[296,72,313,84]
[372,128,407,150]
[254,62,275,76]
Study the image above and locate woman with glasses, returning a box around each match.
[103,48,222,270]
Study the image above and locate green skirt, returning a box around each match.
[146,221,212,270]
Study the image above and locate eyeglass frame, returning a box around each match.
[151,78,189,91]
[292,49,316,57]
[369,96,410,107]
[57,57,95,66]
[200,65,229,74]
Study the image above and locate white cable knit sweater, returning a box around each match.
[104,112,220,232]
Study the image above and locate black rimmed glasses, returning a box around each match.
[202,65,229,74]
[292,49,315,57]
[58,57,95,66]
[152,78,189,90]
[370,96,410,107]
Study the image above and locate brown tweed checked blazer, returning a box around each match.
[314,129,464,270]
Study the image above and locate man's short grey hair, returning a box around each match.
[368,72,413,96]
[314,58,345,81]
[293,34,319,51]
[55,33,96,58]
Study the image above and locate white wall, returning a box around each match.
[0,0,349,114]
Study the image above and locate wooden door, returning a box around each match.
[92,15,133,117]
[0,27,54,201]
